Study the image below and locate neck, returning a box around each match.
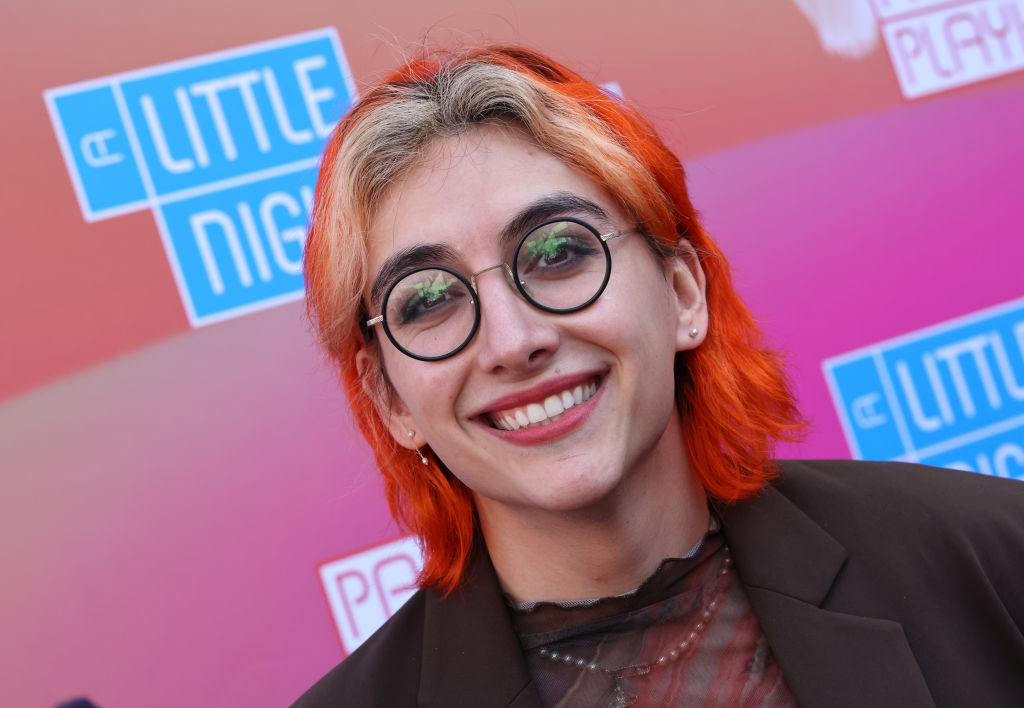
[478,424,709,604]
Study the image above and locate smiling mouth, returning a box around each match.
[486,378,600,431]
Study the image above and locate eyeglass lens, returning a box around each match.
[381,218,610,360]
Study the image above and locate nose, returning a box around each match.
[472,266,560,375]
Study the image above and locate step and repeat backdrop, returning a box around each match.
[2,1,1021,706]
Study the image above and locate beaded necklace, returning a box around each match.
[533,550,733,708]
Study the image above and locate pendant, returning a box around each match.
[606,675,637,708]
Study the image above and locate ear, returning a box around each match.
[355,346,425,450]
[667,240,708,351]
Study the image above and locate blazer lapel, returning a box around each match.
[418,547,543,708]
[721,485,935,708]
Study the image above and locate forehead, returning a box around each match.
[365,125,617,270]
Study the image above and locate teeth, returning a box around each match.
[487,379,599,431]
[526,403,547,424]
[543,395,564,417]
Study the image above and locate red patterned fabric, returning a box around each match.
[513,530,797,707]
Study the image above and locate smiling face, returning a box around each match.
[359,124,707,537]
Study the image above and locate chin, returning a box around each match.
[530,470,627,514]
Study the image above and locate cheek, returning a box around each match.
[384,355,461,419]
[617,295,683,393]
[609,286,677,350]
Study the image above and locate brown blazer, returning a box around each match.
[291,460,1024,707]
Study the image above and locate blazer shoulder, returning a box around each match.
[775,458,1024,523]
[772,459,1024,573]
[290,589,428,708]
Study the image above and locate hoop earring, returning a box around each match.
[408,430,429,465]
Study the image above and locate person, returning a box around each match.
[292,45,1024,707]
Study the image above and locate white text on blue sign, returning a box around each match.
[45,28,355,326]
[825,297,1024,481]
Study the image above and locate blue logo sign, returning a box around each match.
[44,28,356,326]
[824,297,1024,481]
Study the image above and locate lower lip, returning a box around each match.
[479,379,604,446]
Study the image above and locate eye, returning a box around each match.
[390,270,467,325]
[518,221,601,279]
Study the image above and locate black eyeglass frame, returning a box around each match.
[366,217,632,362]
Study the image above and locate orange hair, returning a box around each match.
[305,46,804,593]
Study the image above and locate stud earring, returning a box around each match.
[689,327,699,338]
[408,430,428,465]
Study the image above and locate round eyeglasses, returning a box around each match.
[365,217,634,361]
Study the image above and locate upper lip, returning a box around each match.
[470,369,605,419]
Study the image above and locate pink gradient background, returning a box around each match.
[1,1,1020,706]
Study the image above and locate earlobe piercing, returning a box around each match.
[408,430,429,465]
[689,327,699,338]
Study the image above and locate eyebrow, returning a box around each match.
[496,192,611,250]
[370,243,460,307]
[368,191,611,308]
